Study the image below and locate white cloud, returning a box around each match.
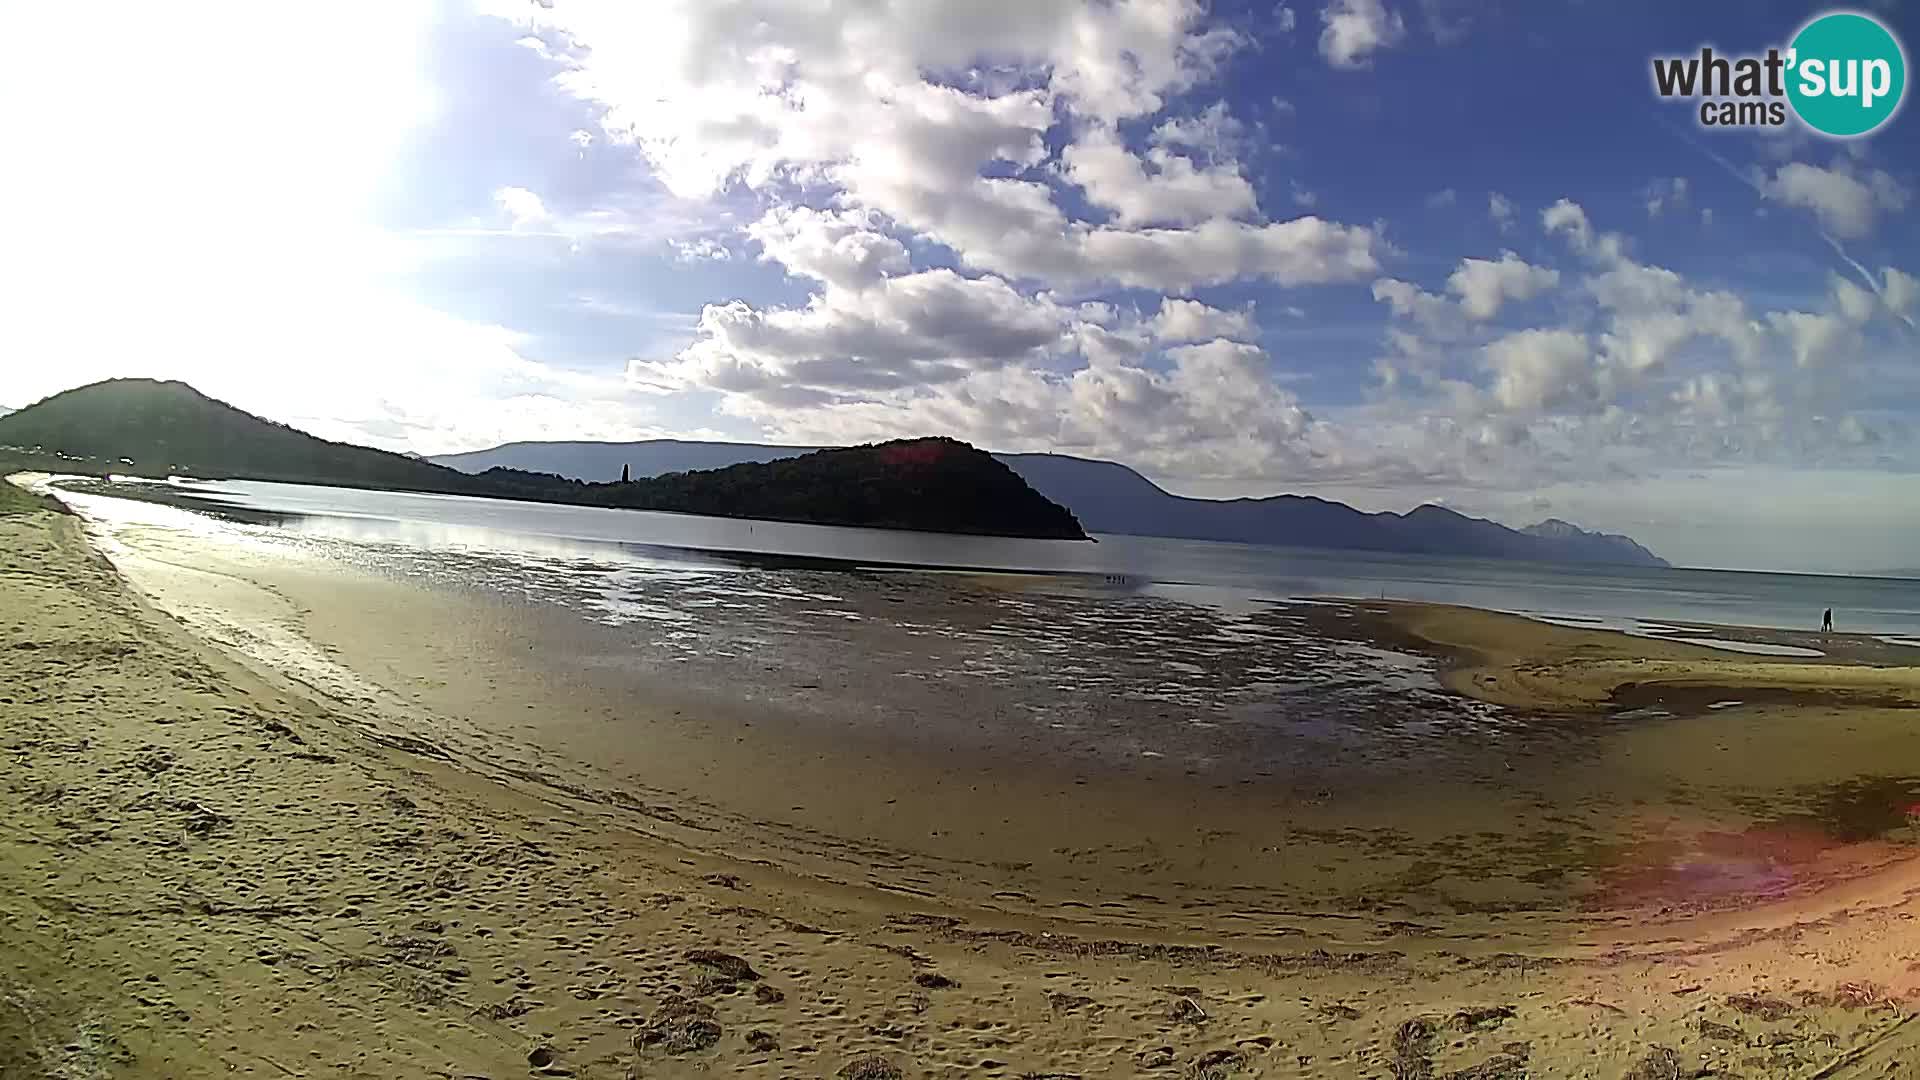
[1761,162,1910,239]
[732,337,1322,488]
[1319,0,1407,68]
[1643,176,1688,217]
[1152,298,1257,344]
[1832,274,1877,324]
[1372,277,1462,336]
[1149,101,1246,160]
[495,0,1241,198]
[1276,4,1298,34]
[1483,329,1598,413]
[494,186,549,228]
[668,237,732,263]
[1765,310,1855,368]
[746,206,907,288]
[647,268,1071,405]
[1542,197,1627,264]
[977,216,1386,292]
[1488,191,1515,231]
[1425,188,1457,209]
[1886,267,1920,320]
[1371,252,1559,332]
[1447,252,1560,320]
[1063,126,1258,227]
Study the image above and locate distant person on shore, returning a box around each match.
[1822,608,1834,633]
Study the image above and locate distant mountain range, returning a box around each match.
[0,380,1085,541]
[434,440,1668,567]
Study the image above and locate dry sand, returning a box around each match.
[6,491,1920,1077]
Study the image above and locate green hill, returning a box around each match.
[581,438,1085,539]
[0,379,482,493]
[0,379,1086,540]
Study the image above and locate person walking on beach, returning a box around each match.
[1822,608,1834,633]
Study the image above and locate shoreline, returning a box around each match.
[7,492,1920,1075]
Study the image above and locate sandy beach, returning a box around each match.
[8,487,1920,1078]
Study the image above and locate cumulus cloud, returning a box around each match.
[1152,298,1257,343]
[1150,101,1246,160]
[681,330,1327,488]
[1372,277,1463,337]
[1765,310,1855,368]
[1643,176,1688,217]
[477,0,1920,506]
[1063,126,1257,227]
[668,237,731,263]
[1447,252,1559,320]
[494,186,549,228]
[649,268,1070,405]
[1488,191,1515,231]
[1370,252,1559,332]
[1542,197,1627,264]
[747,206,907,289]
[1761,162,1910,239]
[1483,329,1598,413]
[1886,268,1920,321]
[1319,0,1407,68]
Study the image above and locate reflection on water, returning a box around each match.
[51,474,1920,636]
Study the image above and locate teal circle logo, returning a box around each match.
[1787,11,1906,137]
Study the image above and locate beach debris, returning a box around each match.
[1440,1052,1529,1080]
[1724,994,1794,1021]
[476,995,535,1020]
[690,972,740,997]
[684,948,760,982]
[1799,981,1890,1010]
[1317,1002,1363,1021]
[1621,1047,1684,1080]
[526,1044,556,1069]
[753,983,785,1005]
[382,934,454,967]
[1389,1015,1441,1080]
[1698,1018,1743,1042]
[175,799,232,837]
[1048,992,1096,1013]
[836,1054,905,1079]
[1186,1048,1249,1077]
[635,994,722,1054]
[704,872,748,889]
[912,971,957,989]
[1450,1004,1516,1031]
[1134,1046,1176,1069]
[745,1029,778,1053]
[1168,996,1208,1025]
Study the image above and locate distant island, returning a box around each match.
[0,380,1087,541]
[436,440,1670,568]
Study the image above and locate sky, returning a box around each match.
[1,1,1917,573]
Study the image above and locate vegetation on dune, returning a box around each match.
[0,380,1087,541]
[0,477,66,517]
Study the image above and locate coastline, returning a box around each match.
[7,496,1920,1076]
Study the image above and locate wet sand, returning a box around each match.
[7,487,1920,1077]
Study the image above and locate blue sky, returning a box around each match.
[2,1,1917,571]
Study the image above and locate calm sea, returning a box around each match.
[52,476,1920,641]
